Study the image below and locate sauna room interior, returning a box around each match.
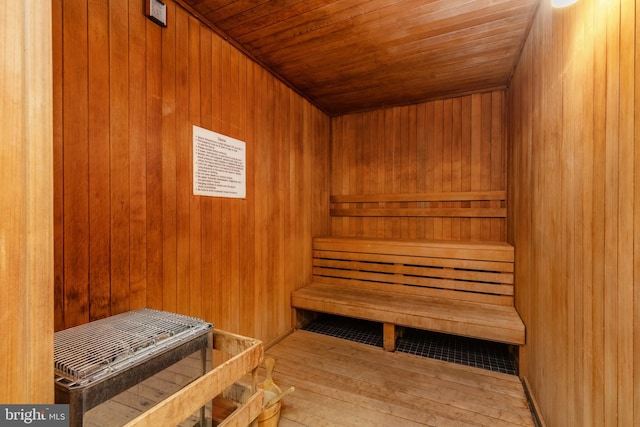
[2,0,639,426]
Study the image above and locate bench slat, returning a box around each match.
[330,207,507,218]
[313,250,515,272]
[308,277,514,306]
[292,283,525,345]
[313,259,514,284]
[330,191,507,203]
[313,237,514,262]
[312,268,515,297]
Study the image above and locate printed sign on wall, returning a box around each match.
[193,125,246,199]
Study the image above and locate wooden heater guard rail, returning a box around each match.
[291,237,525,351]
[330,190,507,217]
[124,329,264,427]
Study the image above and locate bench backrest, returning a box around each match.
[312,237,515,306]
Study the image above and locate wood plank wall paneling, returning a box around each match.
[0,0,54,403]
[330,91,507,242]
[52,0,330,346]
[507,0,638,425]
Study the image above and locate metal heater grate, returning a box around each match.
[54,308,213,426]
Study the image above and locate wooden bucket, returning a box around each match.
[258,358,282,426]
[257,390,281,427]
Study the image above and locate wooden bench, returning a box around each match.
[291,237,525,351]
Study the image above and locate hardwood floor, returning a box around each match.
[82,329,534,426]
[265,330,534,427]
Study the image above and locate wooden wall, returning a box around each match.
[52,0,330,345]
[508,0,639,425]
[0,0,54,403]
[330,91,507,242]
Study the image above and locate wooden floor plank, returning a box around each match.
[272,333,528,408]
[279,331,525,398]
[264,330,534,427]
[83,330,534,426]
[267,351,527,426]
[271,368,476,426]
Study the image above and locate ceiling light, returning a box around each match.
[552,0,578,8]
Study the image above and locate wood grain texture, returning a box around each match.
[292,237,523,344]
[266,330,534,426]
[109,0,131,316]
[507,0,639,425]
[330,207,506,218]
[0,0,54,403]
[53,0,65,335]
[179,0,539,115]
[62,0,90,327]
[292,284,525,344]
[331,92,507,241]
[87,0,111,322]
[52,0,331,348]
[123,330,263,427]
[330,190,506,203]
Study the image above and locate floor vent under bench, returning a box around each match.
[304,314,518,375]
[292,237,525,351]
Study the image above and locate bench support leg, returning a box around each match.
[383,323,397,351]
[293,308,318,329]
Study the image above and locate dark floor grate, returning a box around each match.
[396,328,518,375]
[303,315,384,348]
[303,314,517,376]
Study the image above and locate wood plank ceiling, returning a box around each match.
[178,0,540,115]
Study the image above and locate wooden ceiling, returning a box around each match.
[178,0,540,115]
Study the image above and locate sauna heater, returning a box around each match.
[54,308,213,426]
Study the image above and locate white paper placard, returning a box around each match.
[193,125,246,198]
